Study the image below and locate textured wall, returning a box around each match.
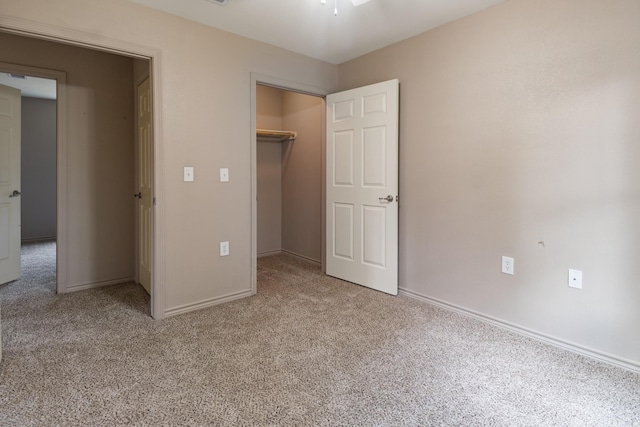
[256,85,283,256]
[256,86,324,262]
[338,0,640,366]
[0,0,339,313]
[281,91,323,262]
[21,97,56,242]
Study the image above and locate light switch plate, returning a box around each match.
[220,168,229,183]
[184,166,194,182]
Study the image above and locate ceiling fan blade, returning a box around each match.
[351,0,371,6]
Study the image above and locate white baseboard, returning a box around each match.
[257,248,321,266]
[64,276,135,293]
[399,287,640,374]
[164,289,253,317]
[257,250,282,258]
[21,236,56,243]
[281,249,321,266]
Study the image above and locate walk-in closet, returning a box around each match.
[256,85,324,264]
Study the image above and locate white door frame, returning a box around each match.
[0,22,165,319]
[250,73,331,294]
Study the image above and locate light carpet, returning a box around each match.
[0,242,639,426]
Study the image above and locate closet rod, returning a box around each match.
[257,129,297,141]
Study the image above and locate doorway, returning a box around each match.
[0,64,64,292]
[17,76,57,291]
[256,84,324,264]
[251,76,400,296]
[251,75,329,294]
[0,32,160,317]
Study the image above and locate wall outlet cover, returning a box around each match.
[502,256,514,275]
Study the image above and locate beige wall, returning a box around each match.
[0,0,339,313]
[256,85,283,255]
[281,91,323,262]
[21,97,56,242]
[339,0,640,366]
[4,0,636,368]
[0,32,135,289]
[133,58,149,85]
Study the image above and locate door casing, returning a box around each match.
[0,22,165,319]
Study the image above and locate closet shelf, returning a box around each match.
[257,129,297,141]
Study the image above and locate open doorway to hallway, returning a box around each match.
[0,73,58,291]
[0,32,155,315]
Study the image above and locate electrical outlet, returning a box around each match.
[220,241,229,257]
[568,269,582,289]
[502,256,514,275]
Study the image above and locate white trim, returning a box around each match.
[21,236,57,243]
[250,73,331,296]
[65,277,135,293]
[257,250,282,258]
[281,249,321,266]
[256,249,322,266]
[0,16,165,319]
[164,290,253,317]
[0,16,153,60]
[399,287,640,374]
[251,73,332,98]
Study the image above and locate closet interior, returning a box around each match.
[256,85,324,264]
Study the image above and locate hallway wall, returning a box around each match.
[21,96,56,242]
[281,91,323,262]
[256,85,283,256]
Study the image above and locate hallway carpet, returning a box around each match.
[0,244,639,426]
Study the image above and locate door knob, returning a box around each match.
[378,195,394,202]
[134,192,142,199]
[9,190,21,198]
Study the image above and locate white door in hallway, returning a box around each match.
[136,78,152,294]
[326,79,399,295]
[0,83,21,286]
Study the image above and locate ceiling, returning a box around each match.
[0,73,56,100]
[128,0,510,64]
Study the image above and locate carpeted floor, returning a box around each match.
[0,242,639,426]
